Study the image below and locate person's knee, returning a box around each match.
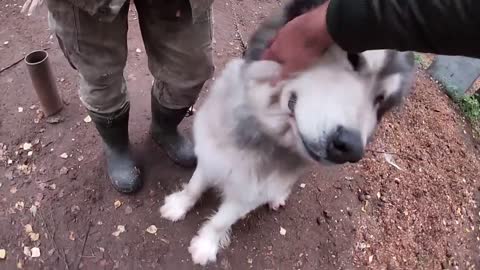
[79,71,128,114]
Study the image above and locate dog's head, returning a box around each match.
[242,46,415,164]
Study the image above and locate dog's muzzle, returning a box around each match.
[302,126,364,164]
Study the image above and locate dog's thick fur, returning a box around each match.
[160,0,415,265]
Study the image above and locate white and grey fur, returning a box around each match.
[160,0,415,266]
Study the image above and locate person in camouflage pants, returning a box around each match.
[45,0,214,193]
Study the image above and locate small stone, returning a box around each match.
[18,107,24,113]
[71,205,80,214]
[23,247,31,257]
[77,156,84,162]
[31,247,40,258]
[30,105,37,110]
[60,153,68,159]
[27,151,33,157]
[368,255,374,264]
[23,143,32,151]
[125,206,133,215]
[83,115,92,123]
[59,167,68,175]
[146,225,158,235]
[114,200,122,209]
[0,249,6,259]
[48,184,56,190]
[17,261,23,269]
[112,225,126,237]
[135,48,142,53]
[10,187,17,194]
[299,183,306,188]
[279,227,286,236]
[3,41,9,45]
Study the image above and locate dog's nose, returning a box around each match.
[327,127,364,164]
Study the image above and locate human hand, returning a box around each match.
[262,1,333,80]
[21,0,44,16]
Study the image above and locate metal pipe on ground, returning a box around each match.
[25,50,63,116]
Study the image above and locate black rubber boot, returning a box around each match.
[88,103,142,193]
[151,96,196,168]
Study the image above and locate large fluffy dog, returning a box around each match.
[160,0,415,265]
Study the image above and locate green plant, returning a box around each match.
[457,94,480,122]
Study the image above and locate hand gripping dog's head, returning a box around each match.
[241,0,415,165]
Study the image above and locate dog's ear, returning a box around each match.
[375,51,415,120]
[243,61,282,83]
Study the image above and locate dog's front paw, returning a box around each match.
[188,234,219,266]
[268,199,286,211]
[160,191,193,221]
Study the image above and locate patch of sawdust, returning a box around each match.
[351,70,480,269]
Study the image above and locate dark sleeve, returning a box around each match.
[326,0,480,58]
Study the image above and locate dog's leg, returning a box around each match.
[268,189,291,211]
[160,167,208,221]
[267,174,299,211]
[188,200,259,265]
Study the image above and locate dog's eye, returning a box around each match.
[347,53,361,71]
[288,92,297,113]
[374,94,385,105]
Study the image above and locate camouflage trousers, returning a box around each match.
[47,0,214,113]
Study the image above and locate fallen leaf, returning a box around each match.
[31,247,40,258]
[280,227,286,236]
[112,225,126,237]
[25,224,33,234]
[22,143,32,151]
[146,225,158,235]
[0,249,6,259]
[114,200,122,209]
[83,115,92,123]
[29,232,40,242]
[17,164,32,175]
[383,153,403,170]
[60,153,68,159]
[15,201,25,210]
[18,107,24,113]
[29,205,37,217]
[46,115,64,124]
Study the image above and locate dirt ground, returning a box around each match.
[0,1,479,269]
